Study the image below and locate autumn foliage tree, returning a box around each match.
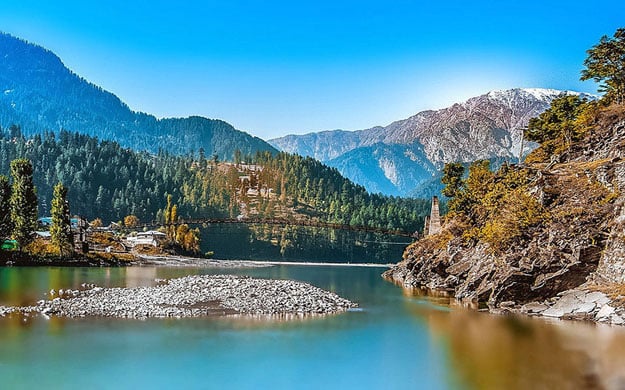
[524,94,595,162]
[124,215,140,228]
[524,95,590,144]
[441,163,465,199]
[175,224,201,253]
[438,159,543,252]
[161,194,201,253]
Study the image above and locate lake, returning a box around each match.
[1,264,625,389]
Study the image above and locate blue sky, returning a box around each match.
[0,1,623,139]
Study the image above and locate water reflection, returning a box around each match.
[3,265,625,389]
[403,288,625,389]
[0,267,211,307]
[201,224,410,263]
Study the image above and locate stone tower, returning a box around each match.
[428,196,441,236]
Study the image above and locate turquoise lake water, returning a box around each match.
[1,264,625,389]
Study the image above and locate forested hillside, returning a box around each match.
[0,126,231,222]
[0,126,428,233]
[255,152,427,231]
[0,33,276,160]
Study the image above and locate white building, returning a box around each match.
[126,231,167,247]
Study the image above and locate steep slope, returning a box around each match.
[270,130,365,162]
[0,33,276,160]
[270,89,594,195]
[327,142,437,196]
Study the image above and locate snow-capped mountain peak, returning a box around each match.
[485,88,595,105]
[269,88,591,197]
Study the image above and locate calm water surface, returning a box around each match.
[1,264,625,389]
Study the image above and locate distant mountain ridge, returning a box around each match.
[269,88,595,196]
[0,32,277,160]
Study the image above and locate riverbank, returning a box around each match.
[136,255,271,268]
[0,274,357,319]
[505,285,625,325]
[138,255,393,268]
[1,252,133,267]
[1,252,395,269]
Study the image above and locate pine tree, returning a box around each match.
[0,175,12,238]
[581,27,625,105]
[10,159,38,249]
[441,162,466,214]
[50,182,73,256]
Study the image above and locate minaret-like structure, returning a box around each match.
[428,196,441,236]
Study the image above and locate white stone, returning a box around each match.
[610,314,625,325]
[522,302,548,313]
[541,294,582,318]
[582,291,607,303]
[574,302,596,314]
[596,304,616,319]
[542,307,566,318]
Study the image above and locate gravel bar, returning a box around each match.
[2,275,357,319]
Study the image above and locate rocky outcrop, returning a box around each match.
[384,111,625,323]
[587,116,625,284]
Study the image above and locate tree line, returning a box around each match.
[0,127,429,238]
[0,128,232,223]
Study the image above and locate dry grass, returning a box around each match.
[591,283,625,304]
[597,103,625,129]
[132,244,166,255]
[86,252,136,263]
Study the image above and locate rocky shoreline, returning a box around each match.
[0,275,357,319]
[383,268,625,326]
[506,287,625,325]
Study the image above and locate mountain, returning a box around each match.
[327,142,437,196]
[0,32,276,160]
[270,88,595,196]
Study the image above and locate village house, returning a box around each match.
[126,230,167,247]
